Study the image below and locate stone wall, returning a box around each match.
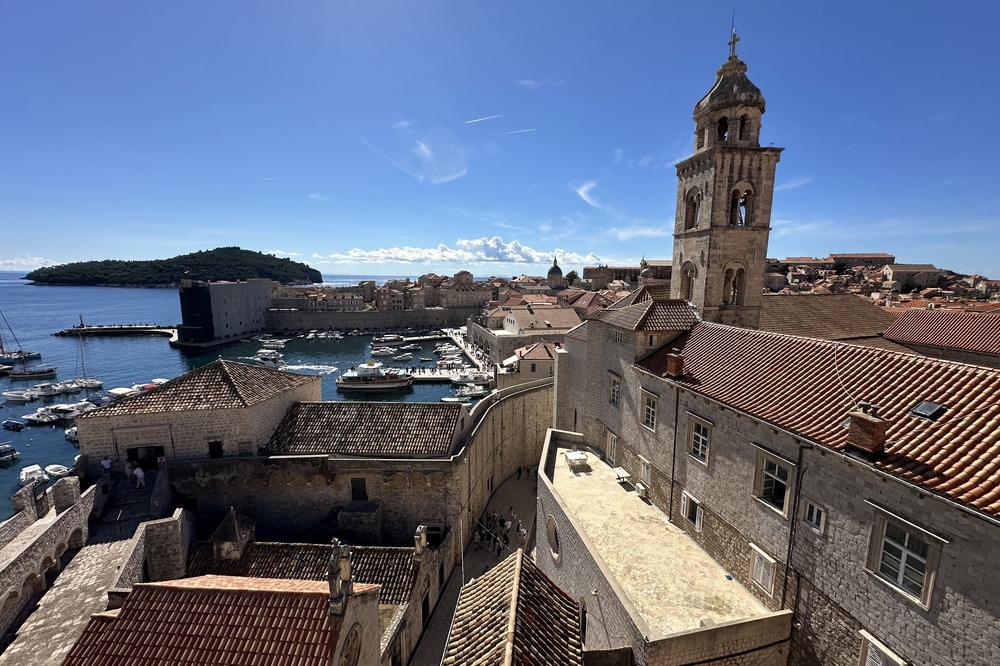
[0,486,39,551]
[645,612,791,665]
[265,307,480,332]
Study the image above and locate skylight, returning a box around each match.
[910,400,947,421]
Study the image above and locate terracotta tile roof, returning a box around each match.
[587,298,700,332]
[637,323,1000,517]
[442,550,583,666]
[63,575,350,665]
[507,308,582,333]
[186,542,417,605]
[265,401,462,457]
[888,263,940,272]
[63,614,116,665]
[79,360,320,418]
[608,284,674,309]
[883,309,1000,355]
[759,294,899,341]
[516,342,559,361]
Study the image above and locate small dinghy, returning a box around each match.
[44,464,71,479]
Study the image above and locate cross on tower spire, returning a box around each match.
[728,29,740,58]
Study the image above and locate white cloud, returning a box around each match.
[775,177,813,192]
[308,193,330,201]
[517,79,541,90]
[262,177,279,181]
[612,148,624,166]
[574,181,602,209]
[316,236,601,266]
[0,256,58,270]
[606,225,670,241]
[359,122,468,185]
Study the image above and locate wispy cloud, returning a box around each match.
[0,255,58,270]
[606,225,670,241]
[517,79,541,90]
[314,236,601,266]
[358,121,468,185]
[262,177,279,181]
[308,193,329,201]
[267,250,303,257]
[465,114,504,124]
[574,181,602,209]
[500,128,536,135]
[775,177,813,192]
[612,148,624,166]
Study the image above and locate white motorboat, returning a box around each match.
[370,348,394,357]
[44,464,71,479]
[64,426,79,444]
[252,356,285,369]
[441,396,473,406]
[73,377,103,389]
[19,464,49,487]
[0,443,21,462]
[336,361,413,391]
[455,385,490,398]
[2,389,39,403]
[261,339,288,350]
[55,380,82,394]
[391,353,413,362]
[30,383,60,397]
[452,369,491,386]
[400,344,422,351]
[48,401,98,421]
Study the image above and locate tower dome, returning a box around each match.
[547,257,563,278]
[546,257,565,289]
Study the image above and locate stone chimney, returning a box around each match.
[846,402,888,457]
[211,507,256,561]
[412,525,428,564]
[664,350,685,378]
[327,538,353,618]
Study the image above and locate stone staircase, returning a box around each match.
[88,470,157,544]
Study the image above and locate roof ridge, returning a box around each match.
[218,361,251,408]
[503,550,524,666]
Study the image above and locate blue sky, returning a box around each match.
[2,1,998,278]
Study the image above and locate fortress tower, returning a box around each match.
[670,32,783,328]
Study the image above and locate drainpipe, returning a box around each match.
[667,383,681,520]
[781,443,813,609]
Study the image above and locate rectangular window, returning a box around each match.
[804,500,825,533]
[680,491,703,532]
[237,441,254,457]
[609,376,620,407]
[350,477,368,502]
[866,507,944,608]
[529,362,536,373]
[647,334,657,347]
[749,544,776,595]
[613,330,625,344]
[690,419,711,463]
[642,393,657,430]
[754,452,792,515]
[606,430,618,466]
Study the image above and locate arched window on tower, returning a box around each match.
[734,269,746,305]
[722,269,734,305]
[730,186,754,226]
[717,117,729,142]
[739,115,749,141]
[684,188,702,230]
[680,262,696,301]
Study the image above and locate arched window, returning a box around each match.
[722,269,734,305]
[684,188,702,230]
[734,269,746,305]
[739,115,749,141]
[679,262,696,301]
[729,186,754,226]
[717,117,729,142]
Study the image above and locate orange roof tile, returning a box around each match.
[883,308,1000,355]
[637,323,1000,517]
[442,550,583,666]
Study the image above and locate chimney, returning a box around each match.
[412,525,428,564]
[664,349,685,378]
[327,538,353,618]
[846,402,888,457]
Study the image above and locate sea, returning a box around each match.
[0,271,465,521]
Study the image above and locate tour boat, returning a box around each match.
[371,334,406,345]
[9,365,58,380]
[370,348,394,357]
[19,464,49,487]
[0,443,21,462]
[336,361,413,391]
[252,349,285,368]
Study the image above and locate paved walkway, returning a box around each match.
[408,471,538,666]
[0,472,154,665]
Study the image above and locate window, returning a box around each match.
[859,630,907,666]
[642,393,657,430]
[609,376,620,407]
[754,452,792,515]
[208,440,224,459]
[749,544,776,595]
[647,334,657,347]
[690,418,711,464]
[680,491,703,532]
[868,510,944,606]
[350,477,368,502]
[237,441,254,457]
[639,456,651,485]
[613,330,625,344]
[606,430,618,466]
[803,500,825,534]
[529,362,536,373]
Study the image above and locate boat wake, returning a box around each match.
[284,363,339,374]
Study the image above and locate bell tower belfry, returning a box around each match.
[670,31,783,329]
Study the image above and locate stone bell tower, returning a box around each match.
[670,31,783,329]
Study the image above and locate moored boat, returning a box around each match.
[9,366,58,380]
[391,353,413,361]
[0,443,20,462]
[2,420,24,432]
[19,464,49,487]
[452,369,492,386]
[65,426,79,444]
[370,347,394,357]
[44,464,71,479]
[2,390,39,403]
[336,361,413,391]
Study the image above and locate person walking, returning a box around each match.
[124,461,134,482]
[134,465,146,489]
[100,456,112,476]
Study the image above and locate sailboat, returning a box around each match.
[72,317,103,389]
[0,309,56,379]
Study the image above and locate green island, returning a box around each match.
[23,247,322,287]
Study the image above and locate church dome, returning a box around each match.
[547,258,563,278]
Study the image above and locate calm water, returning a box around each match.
[0,271,462,519]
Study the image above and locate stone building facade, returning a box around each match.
[176,278,273,344]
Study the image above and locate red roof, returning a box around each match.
[637,323,1000,516]
[883,308,1000,355]
[63,575,378,665]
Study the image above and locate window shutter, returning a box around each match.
[761,558,773,590]
[752,553,764,583]
[864,644,884,666]
[680,493,689,519]
[695,505,704,532]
